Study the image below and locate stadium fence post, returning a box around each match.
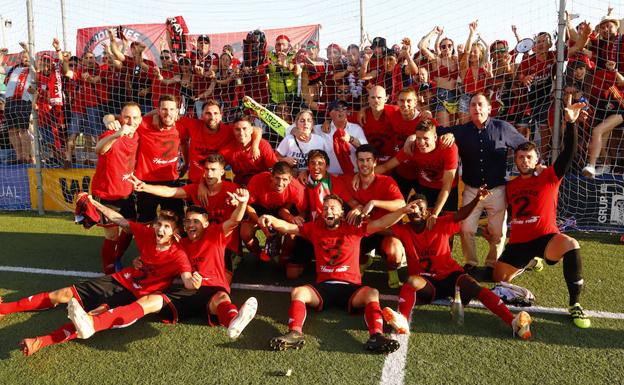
[552,0,567,161]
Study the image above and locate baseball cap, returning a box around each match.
[197,34,210,43]
[371,37,387,49]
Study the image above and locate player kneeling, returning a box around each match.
[67,190,258,341]
[261,194,419,353]
[383,188,532,339]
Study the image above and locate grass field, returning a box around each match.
[1,211,623,385]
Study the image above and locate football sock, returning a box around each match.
[364,301,383,336]
[101,239,117,274]
[287,300,306,333]
[0,292,53,314]
[115,231,133,260]
[398,284,417,320]
[478,287,514,326]
[216,301,238,327]
[37,322,78,349]
[92,302,145,332]
[563,248,583,306]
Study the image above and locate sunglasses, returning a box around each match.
[440,44,453,49]
[336,90,348,95]
[491,48,507,54]
[160,56,171,60]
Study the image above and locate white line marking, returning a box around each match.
[379,332,409,385]
[1,265,624,320]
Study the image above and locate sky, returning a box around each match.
[0,0,619,56]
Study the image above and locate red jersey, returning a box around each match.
[71,66,102,109]
[360,105,396,161]
[395,142,459,189]
[344,174,403,219]
[220,139,277,185]
[247,172,305,212]
[112,222,191,298]
[300,219,368,284]
[135,120,180,182]
[177,117,235,182]
[91,131,139,200]
[181,224,231,291]
[388,109,427,179]
[152,64,181,108]
[391,214,462,279]
[518,51,555,89]
[506,166,561,244]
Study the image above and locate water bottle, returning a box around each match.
[451,285,464,326]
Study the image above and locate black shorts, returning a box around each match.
[307,281,365,312]
[93,194,137,226]
[498,233,558,269]
[136,180,185,223]
[424,270,464,302]
[72,275,136,311]
[289,236,315,266]
[5,99,32,130]
[392,171,420,200]
[159,285,228,325]
[360,233,384,256]
[420,185,459,212]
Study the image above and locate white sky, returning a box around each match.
[0,0,620,55]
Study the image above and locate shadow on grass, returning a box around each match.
[412,306,624,349]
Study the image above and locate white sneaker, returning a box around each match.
[67,298,95,339]
[595,164,611,176]
[227,297,258,339]
[581,164,596,178]
[382,307,410,335]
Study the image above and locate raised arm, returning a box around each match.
[460,21,478,79]
[258,214,301,236]
[554,96,585,178]
[222,188,250,237]
[107,28,126,63]
[453,185,490,222]
[418,27,442,61]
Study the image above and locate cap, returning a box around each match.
[327,43,342,52]
[197,34,210,43]
[328,99,350,111]
[371,37,387,49]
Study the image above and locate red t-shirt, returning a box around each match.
[247,172,305,212]
[135,120,181,182]
[71,66,102,109]
[388,109,428,178]
[220,139,277,185]
[180,224,231,291]
[300,219,368,284]
[91,131,139,200]
[518,51,555,89]
[344,174,403,219]
[395,142,459,189]
[152,64,181,108]
[506,166,562,244]
[360,105,397,161]
[391,214,462,279]
[177,117,235,182]
[112,222,191,298]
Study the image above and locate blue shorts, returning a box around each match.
[434,88,458,113]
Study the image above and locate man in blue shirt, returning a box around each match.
[438,93,526,279]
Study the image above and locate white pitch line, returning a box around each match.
[1,265,624,320]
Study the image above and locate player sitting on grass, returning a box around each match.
[261,194,418,354]
[67,189,257,341]
[1,200,195,356]
[381,187,532,339]
[493,95,591,329]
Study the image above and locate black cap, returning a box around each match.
[371,37,387,49]
[328,99,350,111]
[197,34,210,43]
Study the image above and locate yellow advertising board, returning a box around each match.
[28,168,95,211]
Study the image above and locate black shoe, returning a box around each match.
[364,333,400,354]
[269,330,305,351]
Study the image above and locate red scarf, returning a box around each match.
[333,127,355,175]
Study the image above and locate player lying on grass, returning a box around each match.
[1,199,195,356]
[67,189,257,342]
[380,187,532,339]
[260,194,418,354]
[493,95,591,329]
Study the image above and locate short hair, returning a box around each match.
[202,99,221,112]
[516,141,538,154]
[158,94,177,107]
[121,101,141,111]
[397,87,417,99]
[415,118,436,133]
[186,205,209,218]
[471,92,491,106]
[323,193,344,206]
[294,109,315,124]
[200,153,226,167]
[232,115,254,126]
[307,149,330,166]
[536,32,553,45]
[156,209,179,228]
[408,193,428,207]
[272,161,294,176]
[356,144,378,159]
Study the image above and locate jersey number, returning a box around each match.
[514,196,531,217]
